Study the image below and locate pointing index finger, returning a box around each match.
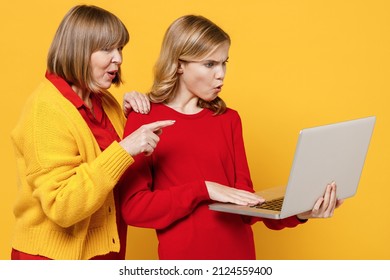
[145,120,176,132]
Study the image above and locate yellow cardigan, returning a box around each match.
[10,79,134,259]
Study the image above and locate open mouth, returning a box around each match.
[215,85,223,91]
[107,71,117,79]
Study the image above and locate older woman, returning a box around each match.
[10,5,173,260]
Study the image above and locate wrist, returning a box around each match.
[296,215,308,223]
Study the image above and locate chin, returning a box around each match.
[209,95,219,102]
[100,82,113,90]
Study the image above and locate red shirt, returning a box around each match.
[11,72,126,260]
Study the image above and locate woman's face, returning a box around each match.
[177,42,230,102]
[90,47,123,90]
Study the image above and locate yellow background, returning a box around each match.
[1,0,389,260]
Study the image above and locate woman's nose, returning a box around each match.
[112,49,122,65]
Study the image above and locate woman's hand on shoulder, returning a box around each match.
[123,91,150,117]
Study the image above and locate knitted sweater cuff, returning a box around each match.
[97,141,134,182]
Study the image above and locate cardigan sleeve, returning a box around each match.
[14,91,134,228]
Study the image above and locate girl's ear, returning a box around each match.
[177,62,184,74]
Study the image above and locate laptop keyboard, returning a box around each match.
[250,197,284,211]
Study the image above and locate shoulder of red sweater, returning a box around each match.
[223,107,241,118]
[225,107,238,114]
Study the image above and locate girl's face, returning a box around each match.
[177,42,230,102]
[90,47,123,90]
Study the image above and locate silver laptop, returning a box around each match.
[209,116,376,219]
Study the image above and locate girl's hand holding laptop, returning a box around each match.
[296,181,344,220]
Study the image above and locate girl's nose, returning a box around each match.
[216,65,226,80]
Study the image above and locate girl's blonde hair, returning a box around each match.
[148,15,231,115]
[47,5,129,93]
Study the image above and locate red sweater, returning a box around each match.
[120,103,302,260]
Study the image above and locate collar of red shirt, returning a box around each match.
[45,71,87,109]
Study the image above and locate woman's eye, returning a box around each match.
[205,62,214,68]
[101,46,123,52]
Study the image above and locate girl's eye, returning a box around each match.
[205,62,214,68]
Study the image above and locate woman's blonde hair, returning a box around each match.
[47,5,129,93]
[148,15,231,115]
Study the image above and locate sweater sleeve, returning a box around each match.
[119,114,210,230]
[15,93,134,228]
[230,111,255,193]
[270,215,307,228]
[230,112,306,229]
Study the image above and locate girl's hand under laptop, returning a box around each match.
[296,182,344,220]
[205,181,265,206]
